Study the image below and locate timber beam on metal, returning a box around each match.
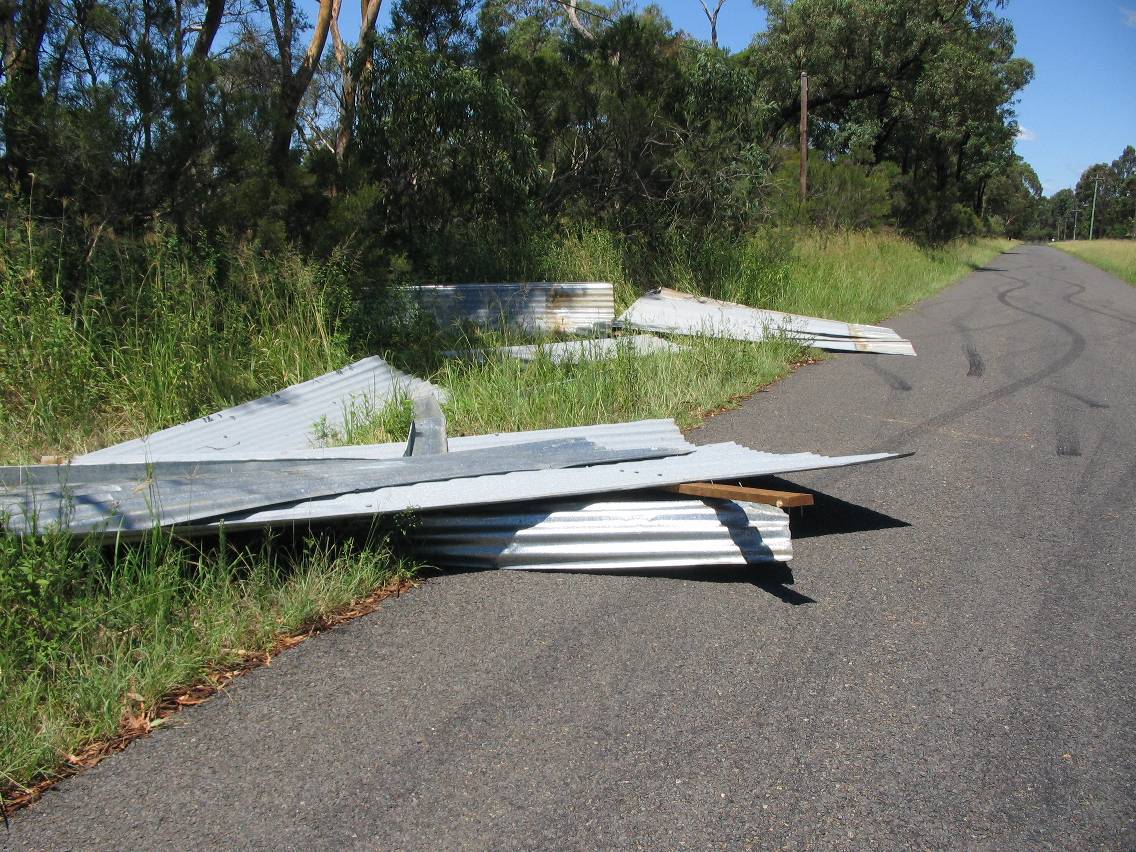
[663,481,814,509]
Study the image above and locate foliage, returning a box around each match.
[1034,146,1135,241]
[0,217,352,461]
[1,0,1032,250]
[750,0,1032,241]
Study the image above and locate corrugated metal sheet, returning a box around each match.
[62,419,692,464]
[410,282,615,334]
[444,334,683,364]
[617,288,917,356]
[1,440,687,536]
[211,443,907,531]
[76,356,447,464]
[406,497,791,571]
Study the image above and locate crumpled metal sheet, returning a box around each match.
[617,288,916,356]
[444,334,683,364]
[62,419,693,464]
[208,443,907,532]
[1,440,687,536]
[76,356,447,464]
[410,282,614,334]
[405,497,792,571]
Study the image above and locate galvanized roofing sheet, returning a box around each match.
[64,419,691,464]
[1,440,687,536]
[617,288,917,356]
[410,282,615,335]
[444,334,683,365]
[76,356,447,464]
[209,443,906,531]
[406,497,791,571]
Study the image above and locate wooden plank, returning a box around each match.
[663,481,814,509]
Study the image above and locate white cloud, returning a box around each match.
[1122,6,1136,27]
[1016,126,1038,142]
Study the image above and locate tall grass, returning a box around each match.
[0,526,415,799]
[0,221,353,463]
[1056,239,1136,285]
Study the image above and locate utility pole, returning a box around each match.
[1073,192,1080,240]
[799,71,808,205]
[1088,175,1101,240]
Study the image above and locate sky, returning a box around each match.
[639,0,1136,196]
[361,0,1135,196]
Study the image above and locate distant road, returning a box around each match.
[11,245,1135,849]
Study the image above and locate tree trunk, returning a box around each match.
[2,0,51,188]
[270,0,336,175]
[334,0,383,166]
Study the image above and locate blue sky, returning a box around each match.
[639,0,1136,196]
[360,0,1134,195]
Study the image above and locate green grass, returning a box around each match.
[348,230,1015,443]
[0,223,1013,806]
[0,526,416,801]
[0,223,353,464]
[1056,239,1136,285]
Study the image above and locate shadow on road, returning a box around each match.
[745,476,911,541]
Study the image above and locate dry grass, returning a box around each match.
[1056,239,1136,286]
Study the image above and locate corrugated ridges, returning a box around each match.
[406,497,791,571]
[75,356,447,463]
[410,282,615,335]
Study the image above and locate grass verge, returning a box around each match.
[0,526,419,812]
[1056,239,1136,285]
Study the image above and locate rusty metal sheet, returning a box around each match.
[443,334,683,364]
[409,282,614,334]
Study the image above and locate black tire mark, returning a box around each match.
[965,345,985,377]
[1050,387,1109,410]
[850,276,1085,455]
[865,359,912,391]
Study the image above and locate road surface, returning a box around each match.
[10,245,1135,849]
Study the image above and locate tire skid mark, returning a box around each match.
[815,268,1089,490]
[1050,386,1109,410]
[965,345,985,377]
[871,276,1087,450]
[1035,266,1136,329]
[864,359,912,391]
[1055,430,1081,457]
[949,295,989,380]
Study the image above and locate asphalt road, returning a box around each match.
[9,245,1135,850]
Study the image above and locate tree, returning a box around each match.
[749,0,1032,240]
[265,0,336,173]
[696,0,725,49]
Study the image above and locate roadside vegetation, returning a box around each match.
[1055,240,1136,286]
[2,0,1029,810]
